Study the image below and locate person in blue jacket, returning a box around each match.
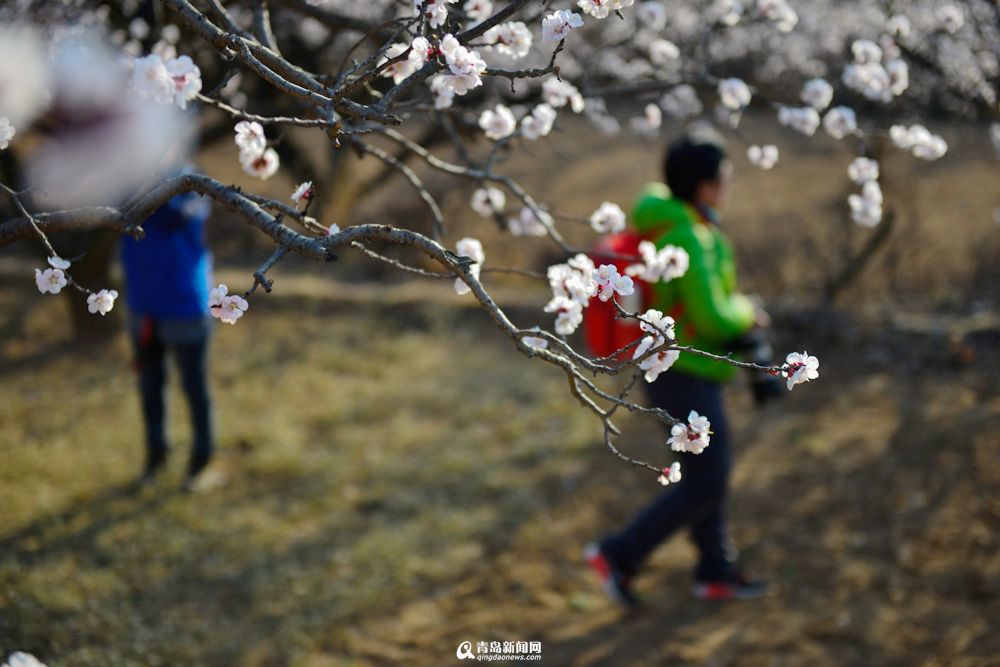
[120,181,214,488]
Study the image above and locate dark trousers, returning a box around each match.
[133,319,213,476]
[601,371,736,582]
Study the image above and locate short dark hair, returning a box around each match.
[664,130,727,202]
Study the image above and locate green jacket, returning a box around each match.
[632,183,754,382]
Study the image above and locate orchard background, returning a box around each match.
[1,0,1000,665]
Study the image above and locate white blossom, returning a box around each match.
[209,284,249,324]
[657,461,683,485]
[649,39,680,66]
[747,144,779,169]
[47,256,71,270]
[626,241,689,283]
[34,268,67,295]
[936,4,964,33]
[542,10,584,43]
[520,103,557,140]
[592,264,635,302]
[886,15,911,38]
[577,0,635,19]
[291,181,314,204]
[454,237,485,295]
[484,22,532,59]
[234,120,266,156]
[778,105,820,136]
[589,202,626,234]
[847,157,879,184]
[3,652,47,667]
[542,78,585,113]
[822,106,857,140]
[890,124,948,161]
[756,0,797,32]
[508,206,551,237]
[240,147,280,179]
[800,78,833,110]
[630,103,662,137]
[463,0,493,24]
[522,326,549,351]
[718,77,751,110]
[545,296,584,335]
[848,180,883,227]
[478,104,516,141]
[471,187,506,217]
[0,117,14,150]
[668,410,711,454]
[783,351,819,390]
[87,289,118,316]
[131,53,201,109]
[380,38,430,84]
[711,0,744,26]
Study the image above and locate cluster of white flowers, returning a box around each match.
[718,77,752,110]
[542,77,585,113]
[800,78,833,110]
[847,157,879,185]
[626,241,689,283]
[131,53,201,109]
[747,144,779,169]
[34,256,71,295]
[521,103,558,140]
[842,38,908,103]
[822,106,857,140]
[848,180,883,228]
[508,206,551,236]
[470,186,505,217]
[778,105,820,136]
[755,0,798,33]
[479,104,516,140]
[890,124,948,161]
[380,37,430,84]
[668,410,711,454]
[630,103,662,137]
[0,117,14,150]
[783,351,819,390]
[415,0,459,28]
[453,237,485,295]
[633,308,678,382]
[577,0,634,19]
[234,120,279,179]
[291,181,314,205]
[660,85,703,119]
[428,34,488,109]
[483,22,533,59]
[209,284,249,324]
[541,10,584,43]
[589,202,626,234]
[657,461,682,485]
[545,254,595,334]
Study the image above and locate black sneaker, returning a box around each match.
[584,542,640,609]
[692,572,769,600]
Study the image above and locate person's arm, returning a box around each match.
[656,226,754,343]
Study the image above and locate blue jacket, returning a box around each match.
[121,192,212,319]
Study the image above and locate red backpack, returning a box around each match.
[583,231,655,360]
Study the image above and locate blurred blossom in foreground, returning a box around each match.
[0,27,50,128]
[23,31,192,209]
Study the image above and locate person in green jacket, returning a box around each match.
[586,129,774,606]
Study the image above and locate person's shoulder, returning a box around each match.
[632,184,690,231]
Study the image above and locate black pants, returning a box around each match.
[133,319,213,476]
[601,371,736,582]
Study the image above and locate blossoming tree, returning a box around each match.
[1,0,995,482]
